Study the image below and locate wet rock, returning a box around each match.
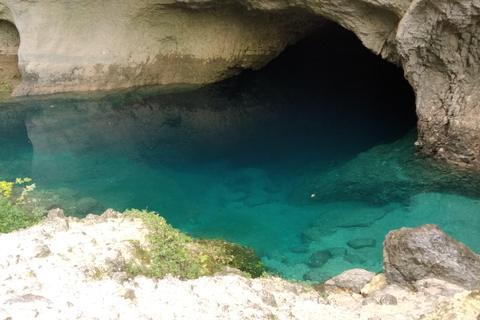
[309,250,332,267]
[328,247,347,257]
[266,250,287,263]
[309,202,388,228]
[324,269,376,294]
[298,131,480,205]
[347,238,376,249]
[263,183,281,195]
[343,253,366,265]
[75,197,102,217]
[243,194,271,207]
[302,227,331,243]
[383,224,480,290]
[290,244,310,253]
[303,269,330,283]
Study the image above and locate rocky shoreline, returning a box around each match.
[1,209,479,319]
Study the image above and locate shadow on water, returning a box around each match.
[2,23,480,280]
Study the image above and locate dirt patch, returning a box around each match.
[0,55,21,99]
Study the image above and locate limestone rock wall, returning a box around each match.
[240,0,480,168]
[0,0,321,96]
[1,0,480,167]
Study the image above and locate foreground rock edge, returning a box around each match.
[0,209,479,319]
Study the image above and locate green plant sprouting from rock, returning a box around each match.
[124,209,266,280]
[0,81,12,92]
[0,177,44,233]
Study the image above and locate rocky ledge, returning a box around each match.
[1,210,479,320]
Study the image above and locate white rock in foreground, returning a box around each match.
[0,209,477,319]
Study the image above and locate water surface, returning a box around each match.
[2,24,480,281]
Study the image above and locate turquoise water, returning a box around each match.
[2,24,480,281]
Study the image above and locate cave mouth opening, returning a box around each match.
[201,21,418,167]
[0,19,21,98]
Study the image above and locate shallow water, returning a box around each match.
[2,24,480,281]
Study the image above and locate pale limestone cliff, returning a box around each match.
[0,1,322,96]
[0,0,479,167]
[1,211,478,319]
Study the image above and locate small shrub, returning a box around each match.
[0,81,12,92]
[124,209,266,280]
[0,196,42,233]
[0,177,44,233]
[124,209,200,279]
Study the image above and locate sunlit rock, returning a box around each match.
[383,224,480,290]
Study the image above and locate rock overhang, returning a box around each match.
[1,0,479,168]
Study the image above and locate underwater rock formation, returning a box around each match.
[1,0,479,167]
[298,131,480,205]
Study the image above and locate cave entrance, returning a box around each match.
[0,19,21,98]
[208,21,417,166]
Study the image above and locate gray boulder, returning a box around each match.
[324,269,376,294]
[383,224,480,290]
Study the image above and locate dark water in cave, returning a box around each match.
[2,23,480,281]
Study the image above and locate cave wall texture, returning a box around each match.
[0,0,480,168]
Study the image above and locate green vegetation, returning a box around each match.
[0,81,12,92]
[0,181,266,280]
[0,178,44,233]
[124,209,265,280]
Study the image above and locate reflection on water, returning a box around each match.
[2,24,480,281]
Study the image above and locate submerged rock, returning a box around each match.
[296,132,480,204]
[383,224,480,290]
[308,250,332,267]
[347,238,376,249]
[343,253,366,265]
[303,269,331,283]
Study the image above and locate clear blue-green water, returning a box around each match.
[2,24,480,281]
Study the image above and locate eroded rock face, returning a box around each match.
[1,0,480,167]
[383,224,480,290]
[0,1,322,96]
